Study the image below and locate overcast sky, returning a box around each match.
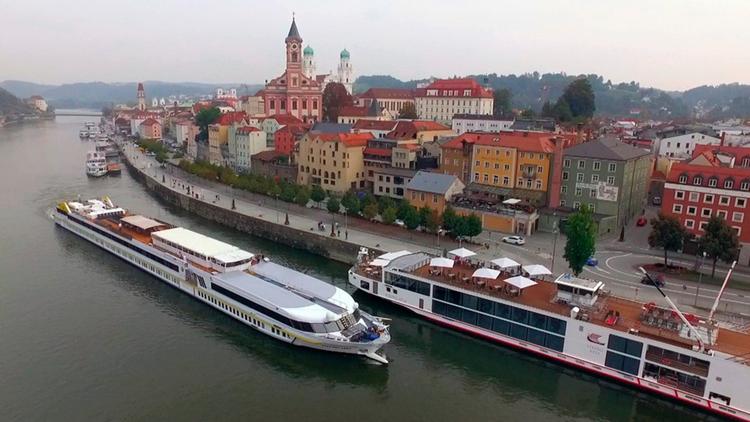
[1,0,748,91]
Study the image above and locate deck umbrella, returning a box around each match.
[491,257,520,269]
[430,257,455,268]
[522,264,552,276]
[472,268,501,279]
[449,247,477,258]
[504,276,538,290]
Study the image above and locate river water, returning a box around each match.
[0,115,717,421]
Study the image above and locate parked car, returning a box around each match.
[394,219,405,227]
[636,216,648,226]
[502,235,525,245]
[640,273,665,288]
[652,196,662,205]
[586,256,598,266]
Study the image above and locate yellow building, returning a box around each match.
[208,112,248,165]
[296,132,373,193]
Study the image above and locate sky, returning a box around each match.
[1,0,749,91]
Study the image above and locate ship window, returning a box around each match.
[433,300,447,316]
[433,286,446,301]
[529,312,547,329]
[608,334,643,357]
[478,298,494,314]
[546,318,566,335]
[510,323,527,340]
[493,303,510,319]
[545,335,564,352]
[511,307,529,324]
[460,309,478,325]
[527,328,546,346]
[446,289,461,305]
[461,293,478,310]
[477,313,493,330]
[492,318,510,335]
[446,303,461,320]
[605,351,639,375]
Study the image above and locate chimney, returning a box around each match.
[548,137,565,209]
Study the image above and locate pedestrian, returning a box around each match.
[345,230,348,240]
[338,229,341,237]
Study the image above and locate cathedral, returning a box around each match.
[262,18,354,122]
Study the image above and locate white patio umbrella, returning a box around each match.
[491,257,520,269]
[430,257,455,268]
[472,268,501,279]
[377,250,411,260]
[522,264,552,276]
[369,258,390,267]
[449,247,476,258]
[504,276,538,290]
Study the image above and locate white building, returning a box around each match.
[452,114,514,134]
[337,49,354,94]
[657,132,722,159]
[27,95,48,112]
[302,46,316,79]
[228,126,271,171]
[216,88,238,99]
[415,78,493,124]
[174,121,196,149]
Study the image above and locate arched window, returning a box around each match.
[693,175,703,186]
[741,179,750,191]
[708,177,718,187]
[741,156,750,167]
[724,178,734,189]
[678,173,688,184]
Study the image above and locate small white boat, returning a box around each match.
[85,151,107,177]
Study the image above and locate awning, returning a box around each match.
[369,259,390,267]
[505,276,538,290]
[491,257,520,268]
[430,257,455,268]
[472,268,501,279]
[377,250,411,261]
[449,247,476,258]
[523,264,552,276]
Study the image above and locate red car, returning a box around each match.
[636,216,648,226]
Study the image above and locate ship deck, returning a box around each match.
[356,259,750,360]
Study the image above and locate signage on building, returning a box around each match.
[575,182,619,202]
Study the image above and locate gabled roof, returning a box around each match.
[140,117,160,126]
[406,171,463,195]
[359,88,415,100]
[352,119,398,131]
[386,120,451,139]
[415,78,493,99]
[441,131,558,153]
[363,147,392,157]
[215,111,247,126]
[252,150,287,162]
[266,113,303,125]
[314,132,373,147]
[236,126,261,134]
[564,137,650,161]
[338,106,373,117]
[311,122,352,134]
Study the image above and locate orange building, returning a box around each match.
[405,171,465,214]
[138,118,162,139]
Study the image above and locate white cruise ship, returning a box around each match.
[85,151,107,177]
[350,248,750,420]
[53,198,390,363]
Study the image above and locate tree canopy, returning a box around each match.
[648,213,689,266]
[326,196,340,214]
[492,88,513,117]
[397,102,418,119]
[322,82,353,122]
[341,191,360,215]
[559,78,595,121]
[310,184,326,207]
[563,207,597,276]
[194,107,220,141]
[699,216,740,276]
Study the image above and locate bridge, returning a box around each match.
[54,111,103,117]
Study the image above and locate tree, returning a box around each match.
[363,203,379,220]
[398,102,418,119]
[424,209,441,233]
[396,200,413,220]
[442,206,459,233]
[559,78,595,120]
[520,108,535,118]
[563,206,597,276]
[493,88,512,117]
[552,99,573,122]
[418,206,431,227]
[382,206,398,225]
[267,181,281,198]
[194,107,220,141]
[378,196,395,214]
[464,214,483,238]
[341,191,360,215]
[280,182,296,202]
[295,186,311,207]
[699,216,740,277]
[327,196,341,214]
[402,205,420,230]
[360,192,377,209]
[322,82,353,122]
[310,184,326,208]
[648,213,689,266]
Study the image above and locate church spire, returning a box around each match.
[286,15,301,40]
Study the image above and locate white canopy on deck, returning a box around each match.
[377,250,412,261]
[369,259,390,267]
[523,264,552,276]
[505,276,538,290]
[430,257,455,268]
[472,268,501,279]
[449,247,476,258]
[491,257,520,268]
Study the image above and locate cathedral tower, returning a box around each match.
[337,49,353,94]
[137,82,146,111]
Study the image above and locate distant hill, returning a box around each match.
[0,80,263,109]
[354,73,750,120]
[0,87,35,116]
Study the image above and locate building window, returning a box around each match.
[573,202,581,210]
[719,196,730,205]
[702,208,711,218]
[725,179,734,189]
[537,166,543,173]
[737,198,747,208]
[593,161,601,171]
[503,176,509,185]
[576,173,584,182]
[685,219,694,229]
[563,159,571,168]
[560,200,566,206]
[591,174,599,183]
[561,185,568,194]
[704,194,714,204]
[575,188,582,196]
[733,212,744,223]
[742,181,750,191]
[590,189,597,198]
[562,171,569,181]
[535,180,542,189]
[687,206,697,216]
[606,176,615,185]
[708,178,718,187]
[673,204,683,214]
[717,210,727,219]
[483,174,489,183]
[608,163,617,172]
[689,192,699,202]
[699,221,708,231]
[589,203,595,212]
[678,175,688,183]
[675,191,685,200]
[313,100,318,110]
[493,175,499,184]
[577,160,585,169]
[693,176,702,185]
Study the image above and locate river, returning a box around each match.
[0,114,717,421]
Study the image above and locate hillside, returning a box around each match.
[0,87,35,116]
[0,80,263,109]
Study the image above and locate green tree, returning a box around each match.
[493,88,513,117]
[341,191,361,215]
[322,82,353,122]
[541,101,554,118]
[382,206,398,225]
[378,196,395,214]
[442,206,459,233]
[559,78,596,120]
[563,206,597,276]
[327,196,341,214]
[699,216,740,277]
[648,213,689,266]
[520,108,535,118]
[363,203,379,220]
[424,209,441,233]
[194,107,220,141]
[295,186,311,207]
[280,182,297,202]
[360,192,377,209]
[396,200,413,220]
[552,99,573,122]
[465,214,483,238]
[402,205,420,230]
[310,184,326,208]
[397,102,418,119]
[268,181,281,199]
[418,206,432,227]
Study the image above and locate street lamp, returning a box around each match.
[694,251,707,306]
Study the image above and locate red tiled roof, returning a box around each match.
[363,147,392,157]
[415,78,493,99]
[237,126,261,134]
[397,143,419,151]
[115,117,129,125]
[316,132,373,147]
[252,150,286,162]
[386,120,451,139]
[693,144,750,160]
[276,124,307,135]
[140,117,160,126]
[666,161,750,184]
[339,106,370,117]
[352,119,398,131]
[358,88,415,100]
[267,113,304,125]
[442,132,557,153]
[215,111,247,125]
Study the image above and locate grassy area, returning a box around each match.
[137,139,168,162]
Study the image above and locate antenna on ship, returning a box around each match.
[639,267,707,352]
[708,260,737,322]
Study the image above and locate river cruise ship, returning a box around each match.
[53,198,390,363]
[349,248,750,419]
